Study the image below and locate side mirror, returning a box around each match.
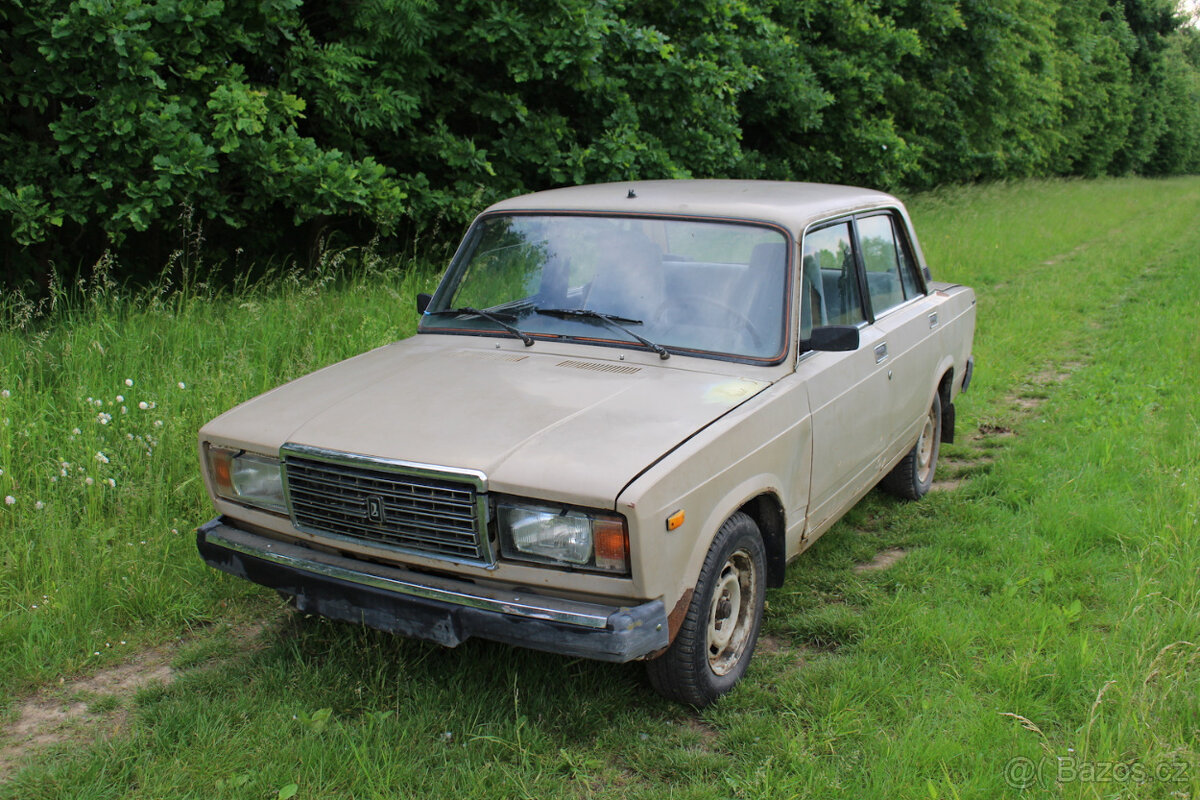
[416,292,432,314]
[805,325,859,352]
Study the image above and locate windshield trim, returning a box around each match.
[418,210,796,367]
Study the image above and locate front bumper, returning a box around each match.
[196,518,669,662]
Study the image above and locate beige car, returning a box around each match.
[196,180,975,705]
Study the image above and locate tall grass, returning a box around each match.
[0,244,441,692]
[1,177,1198,798]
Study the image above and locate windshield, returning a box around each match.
[421,214,791,362]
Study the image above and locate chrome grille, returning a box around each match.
[282,449,489,564]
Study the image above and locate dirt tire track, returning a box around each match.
[0,620,268,782]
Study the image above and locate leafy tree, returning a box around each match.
[0,0,404,282]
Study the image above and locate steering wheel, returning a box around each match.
[666,294,766,350]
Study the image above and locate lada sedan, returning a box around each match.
[196,180,976,706]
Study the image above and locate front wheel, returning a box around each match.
[645,512,766,706]
[882,392,942,500]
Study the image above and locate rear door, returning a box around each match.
[855,213,940,454]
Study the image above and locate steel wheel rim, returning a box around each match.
[707,549,756,676]
[916,408,936,483]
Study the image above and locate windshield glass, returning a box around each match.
[421,214,790,362]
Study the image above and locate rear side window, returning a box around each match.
[858,214,924,318]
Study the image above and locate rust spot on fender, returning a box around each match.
[642,588,695,659]
[666,588,694,637]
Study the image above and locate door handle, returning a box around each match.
[929,312,939,329]
[874,342,888,364]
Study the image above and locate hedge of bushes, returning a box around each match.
[2,0,1198,286]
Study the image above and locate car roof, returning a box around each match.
[483,180,901,236]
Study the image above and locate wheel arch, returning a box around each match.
[684,479,788,604]
[736,493,786,588]
[935,360,956,444]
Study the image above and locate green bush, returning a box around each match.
[2,0,1198,289]
[0,0,405,279]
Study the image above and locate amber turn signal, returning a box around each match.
[666,510,685,531]
[593,517,629,572]
[206,445,236,496]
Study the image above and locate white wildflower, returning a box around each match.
[35,501,44,510]
[0,389,9,399]
[0,468,3,476]
[116,395,124,403]
[153,420,163,428]
[85,477,95,486]
[126,433,134,440]
[72,428,81,435]
[94,399,103,407]
[138,401,148,410]
[125,378,133,387]
[4,495,14,506]
[98,412,111,425]
[178,382,186,389]
[95,452,109,464]
[106,478,116,488]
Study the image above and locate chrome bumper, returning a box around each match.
[196,518,669,662]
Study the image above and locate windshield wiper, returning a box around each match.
[425,307,534,347]
[534,307,670,360]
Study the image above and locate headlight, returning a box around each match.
[497,499,629,574]
[206,445,286,513]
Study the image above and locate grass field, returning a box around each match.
[1,177,1197,798]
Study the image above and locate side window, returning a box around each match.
[801,222,864,336]
[857,215,907,316]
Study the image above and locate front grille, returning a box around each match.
[282,452,489,564]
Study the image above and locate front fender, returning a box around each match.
[617,378,811,636]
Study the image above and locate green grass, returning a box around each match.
[2,177,1198,798]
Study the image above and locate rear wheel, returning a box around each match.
[882,392,942,500]
[646,512,766,706]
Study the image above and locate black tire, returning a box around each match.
[645,512,766,707]
[882,391,942,500]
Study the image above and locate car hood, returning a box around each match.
[202,336,771,507]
